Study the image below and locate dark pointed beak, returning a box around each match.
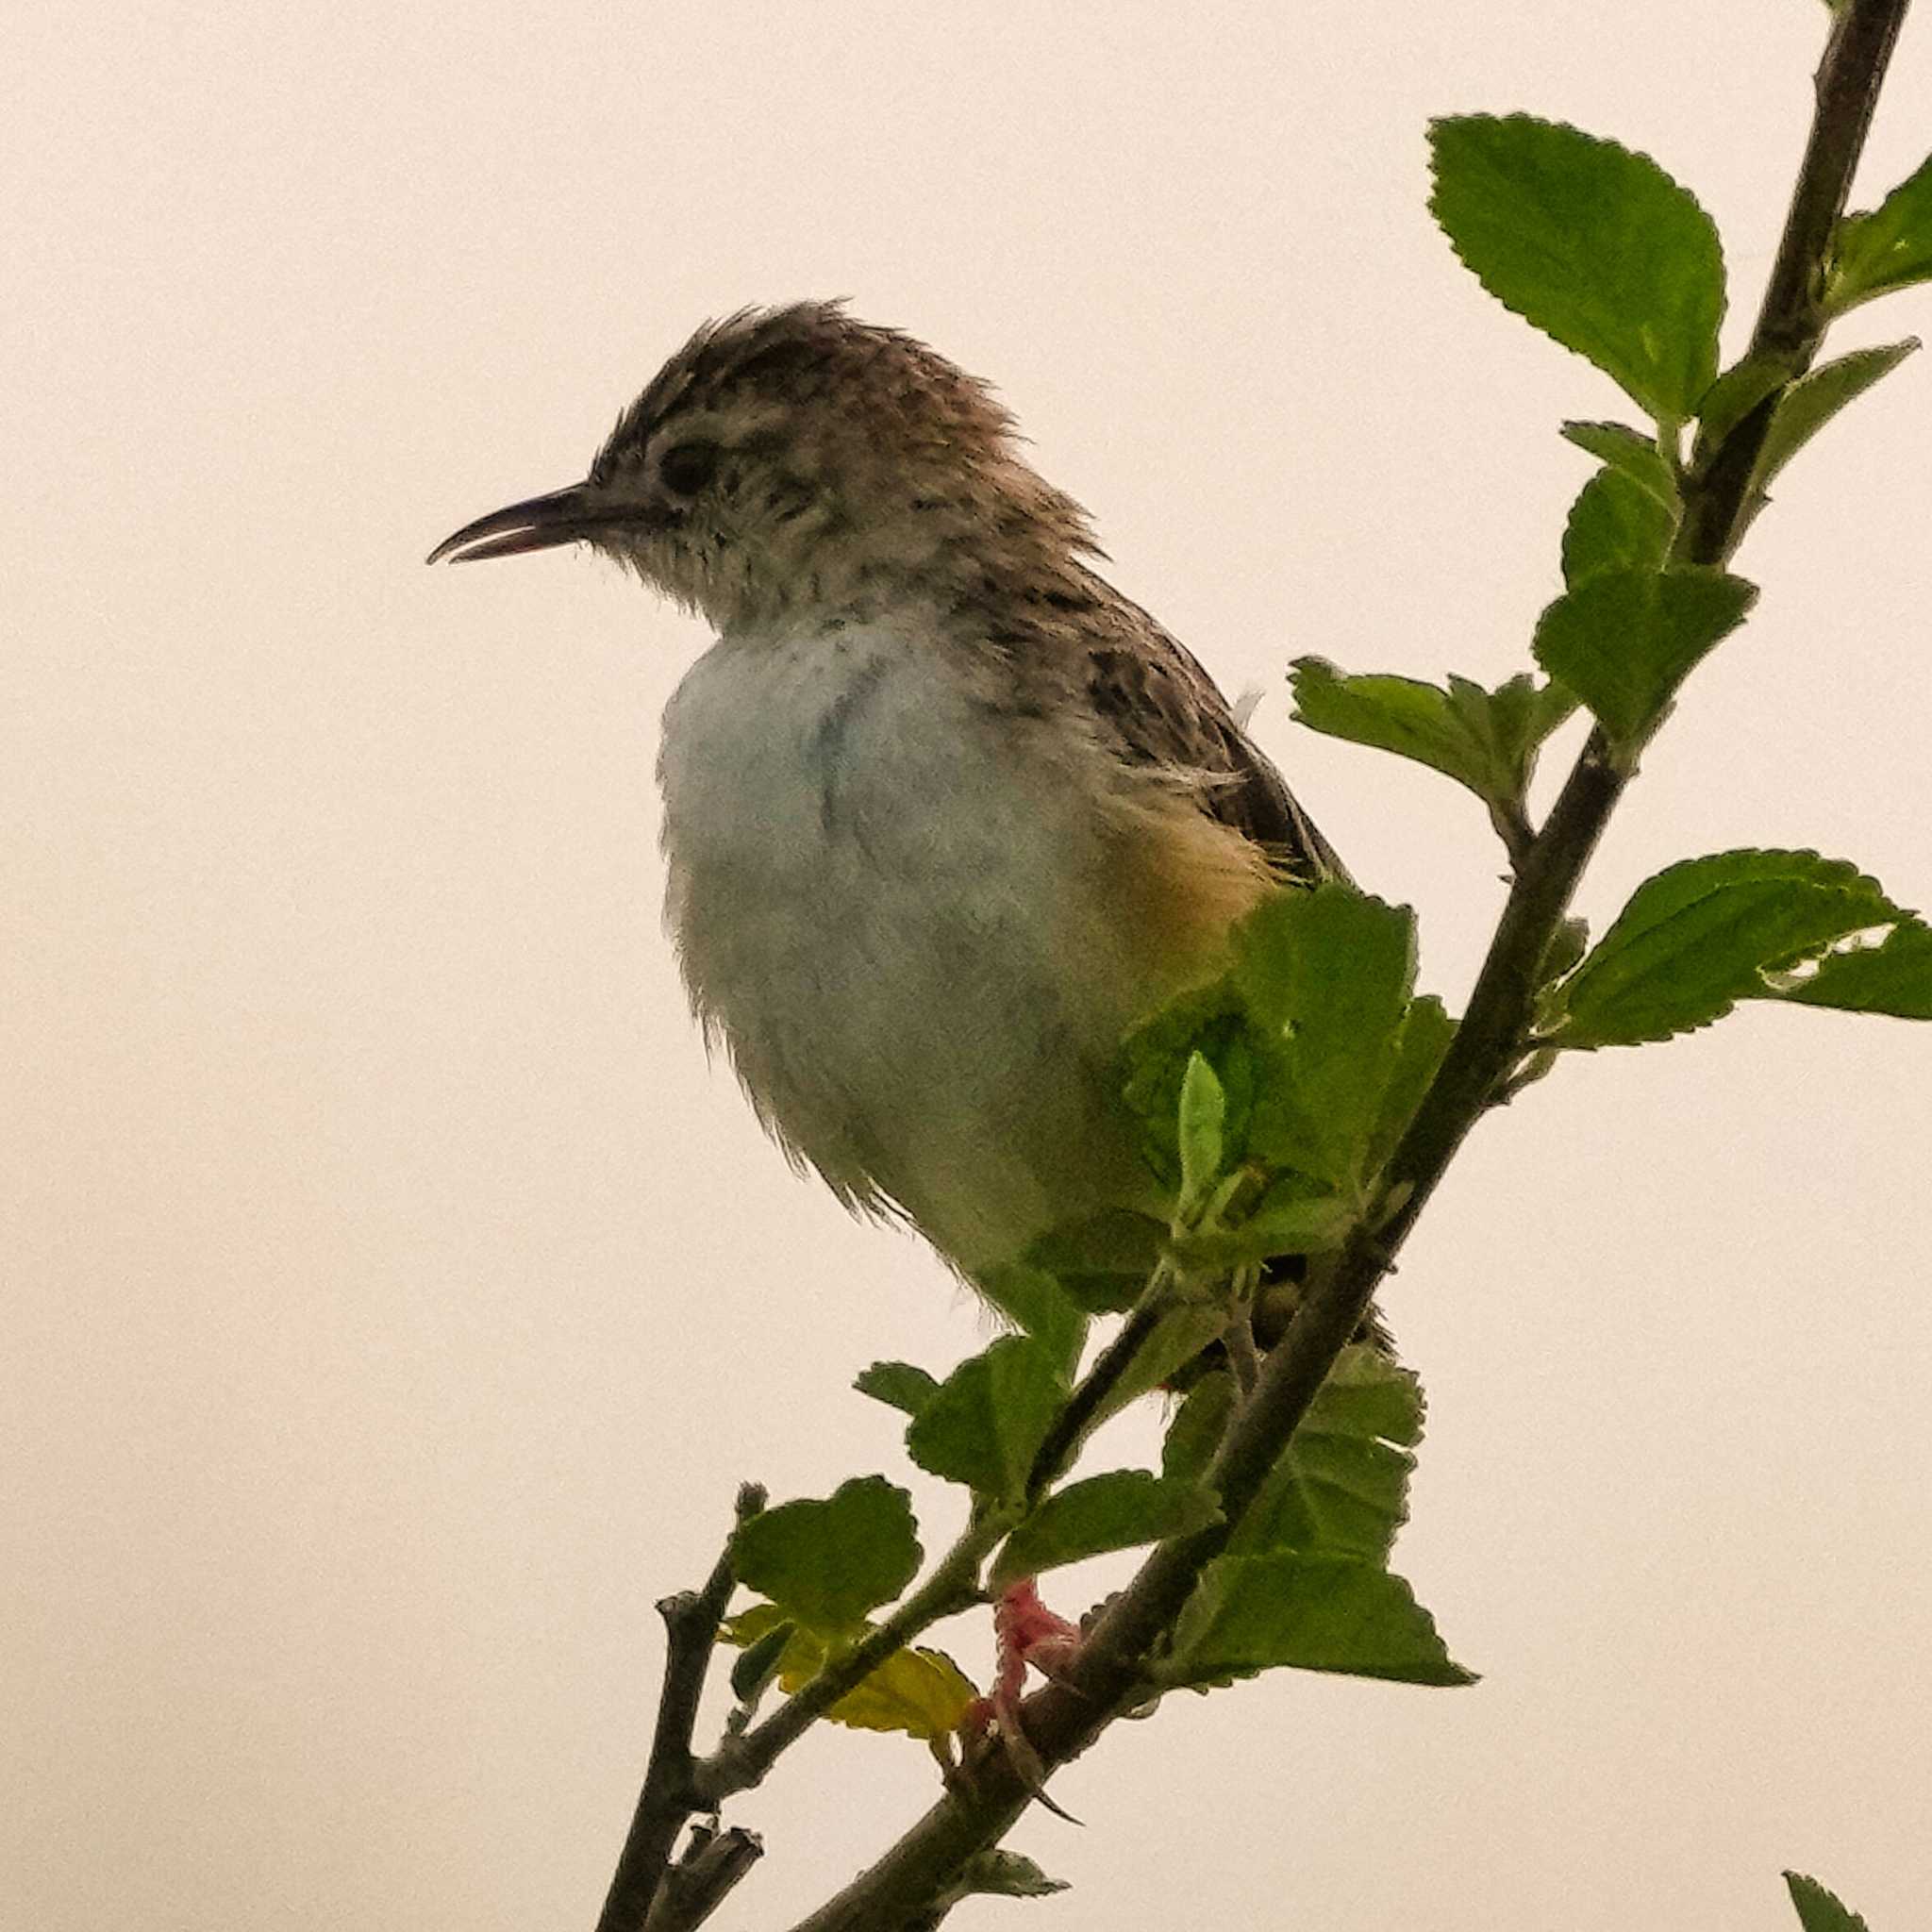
[426,484,604,565]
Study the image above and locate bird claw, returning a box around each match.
[955,1578,1088,1822]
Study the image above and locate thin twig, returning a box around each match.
[689,1264,1190,1808]
[1679,0,1909,560]
[690,1523,994,1807]
[1024,1265,1176,1501]
[777,9,1913,1924]
[594,1484,764,1932]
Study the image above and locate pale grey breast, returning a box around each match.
[657,616,1175,1274]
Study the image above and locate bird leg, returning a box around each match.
[958,1577,1090,1813]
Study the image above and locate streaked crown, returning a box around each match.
[432,303,1099,633]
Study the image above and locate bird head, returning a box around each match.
[428,301,1097,631]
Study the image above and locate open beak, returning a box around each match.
[426,483,604,565]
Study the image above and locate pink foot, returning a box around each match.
[960,1579,1086,1811]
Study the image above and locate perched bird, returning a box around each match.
[429,302,1342,1290]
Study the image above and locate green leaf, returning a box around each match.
[1757,912,1932,1019]
[1290,659,1573,816]
[720,1600,792,1646]
[720,1605,978,1742]
[976,1261,1089,1374]
[1562,467,1675,588]
[1230,1344,1423,1562]
[991,1470,1222,1590]
[1531,566,1757,749]
[1785,1873,1873,1932]
[1541,914,1591,982]
[1446,672,1579,782]
[1693,354,1790,455]
[1162,1371,1238,1485]
[727,1616,795,1704]
[1560,421,1678,505]
[730,1476,922,1635]
[810,1643,978,1740]
[1552,850,1906,1047]
[1165,1552,1474,1688]
[1830,148,1932,309]
[1118,983,1258,1193]
[1021,1209,1166,1316]
[944,1852,1071,1904]
[1171,1183,1354,1271]
[1756,341,1918,488]
[1291,660,1500,798]
[1176,1051,1227,1213]
[1429,114,1724,421]
[906,1336,1068,1502]
[1092,1300,1233,1424]
[1364,995,1456,1177]
[855,1360,940,1418]
[1232,886,1420,1192]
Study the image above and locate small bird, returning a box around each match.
[429,301,1342,1290]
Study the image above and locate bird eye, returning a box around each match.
[658,440,721,496]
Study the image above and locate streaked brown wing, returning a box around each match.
[1078,581,1347,887]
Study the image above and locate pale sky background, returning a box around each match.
[8,4,1932,1929]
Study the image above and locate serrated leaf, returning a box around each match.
[730,1476,922,1635]
[1560,421,1678,505]
[991,1470,1222,1591]
[813,1643,979,1740]
[1756,341,1918,489]
[1291,660,1503,797]
[1785,1873,1873,1932]
[1162,1372,1238,1485]
[1230,1344,1423,1562]
[1445,671,1578,780]
[1165,1552,1474,1688]
[906,1336,1068,1502]
[1755,912,1932,1018]
[1830,148,1932,309]
[1429,114,1724,420]
[976,1261,1089,1373]
[720,1605,978,1743]
[855,1360,940,1418]
[1176,1051,1227,1213]
[1232,886,1420,1192]
[1291,659,1570,816]
[1532,566,1756,748]
[1562,467,1675,588]
[1553,850,1906,1047]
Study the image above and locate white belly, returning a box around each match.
[657,621,1167,1274]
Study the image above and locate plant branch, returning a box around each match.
[641,1824,764,1932]
[777,8,1912,1924]
[1758,0,1908,364]
[1680,0,1910,560]
[688,1267,1182,1808]
[1024,1268,1175,1501]
[596,1485,764,1932]
[691,1522,995,1807]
